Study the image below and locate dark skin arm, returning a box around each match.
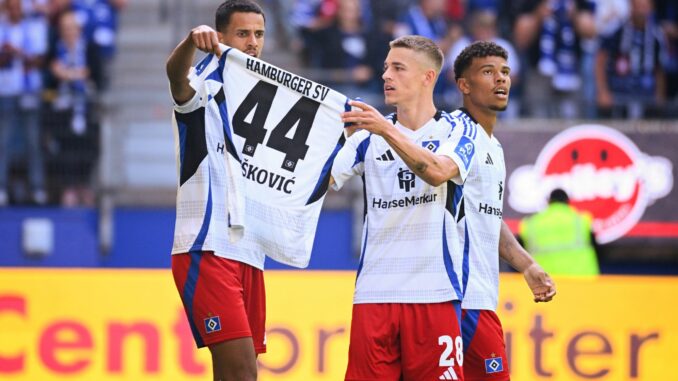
[166,25,222,104]
[499,221,556,303]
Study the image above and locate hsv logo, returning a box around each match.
[422,140,440,152]
[204,316,222,333]
[508,125,673,243]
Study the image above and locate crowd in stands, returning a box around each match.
[285,0,678,119]
[2,0,677,208]
[0,0,125,207]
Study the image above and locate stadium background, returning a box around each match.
[1,0,677,380]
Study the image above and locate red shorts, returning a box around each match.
[172,252,266,353]
[461,309,509,381]
[345,301,464,381]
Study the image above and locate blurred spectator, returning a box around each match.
[656,0,678,102]
[0,0,48,206]
[595,0,630,37]
[315,0,376,95]
[47,9,100,206]
[595,0,667,119]
[71,0,127,90]
[513,0,596,118]
[393,0,456,44]
[445,0,465,22]
[393,0,461,104]
[518,188,600,276]
[446,8,521,117]
[364,0,410,99]
[46,0,115,91]
[291,0,338,67]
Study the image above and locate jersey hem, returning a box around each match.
[171,248,265,270]
[352,297,460,304]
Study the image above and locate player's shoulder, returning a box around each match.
[444,109,480,140]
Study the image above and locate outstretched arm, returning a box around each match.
[499,221,556,303]
[166,25,222,105]
[341,100,459,186]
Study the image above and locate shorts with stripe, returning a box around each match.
[461,309,509,381]
[172,251,266,353]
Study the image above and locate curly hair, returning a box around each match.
[453,41,508,81]
[215,0,265,32]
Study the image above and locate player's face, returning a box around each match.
[219,12,265,58]
[382,48,430,106]
[461,55,511,112]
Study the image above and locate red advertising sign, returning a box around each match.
[508,125,673,243]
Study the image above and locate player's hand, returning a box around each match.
[190,25,222,57]
[341,100,391,136]
[523,263,556,303]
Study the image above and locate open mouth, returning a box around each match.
[384,84,395,92]
[494,88,508,98]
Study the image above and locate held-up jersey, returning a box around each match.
[171,58,259,268]
[439,108,506,311]
[171,45,348,268]
[331,111,472,304]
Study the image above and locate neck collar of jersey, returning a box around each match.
[458,107,479,124]
[390,110,443,125]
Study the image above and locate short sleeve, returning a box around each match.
[171,53,221,113]
[437,118,477,185]
[172,88,203,114]
[331,130,371,190]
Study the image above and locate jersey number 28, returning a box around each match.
[438,335,463,379]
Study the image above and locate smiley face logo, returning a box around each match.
[509,125,673,243]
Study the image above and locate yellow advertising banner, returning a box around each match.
[0,269,676,380]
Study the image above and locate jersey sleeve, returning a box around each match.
[437,118,477,185]
[171,53,220,114]
[330,130,371,190]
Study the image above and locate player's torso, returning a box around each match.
[355,115,463,304]
[459,128,506,310]
[171,64,265,269]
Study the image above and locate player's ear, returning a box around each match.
[217,31,224,44]
[457,77,470,95]
[424,68,437,86]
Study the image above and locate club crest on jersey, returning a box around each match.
[508,125,673,243]
[204,316,221,333]
[454,136,475,169]
[484,356,503,374]
[422,140,440,152]
[397,168,416,192]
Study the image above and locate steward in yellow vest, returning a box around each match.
[519,189,600,276]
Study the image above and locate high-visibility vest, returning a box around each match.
[519,203,600,276]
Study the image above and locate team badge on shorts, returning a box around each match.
[204,316,222,333]
[422,140,440,152]
[484,356,503,374]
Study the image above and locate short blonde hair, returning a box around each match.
[389,35,444,74]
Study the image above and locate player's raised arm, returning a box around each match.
[498,221,556,303]
[166,25,221,105]
[341,100,460,187]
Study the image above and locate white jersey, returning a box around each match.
[439,108,506,311]
[171,55,260,268]
[331,111,470,304]
[171,45,349,268]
